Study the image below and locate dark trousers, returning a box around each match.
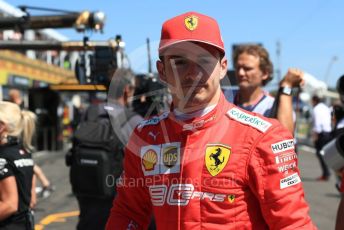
[0,211,34,230]
[76,196,156,230]
[0,221,27,230]
[76,196,113,230]
[315,132,332,177]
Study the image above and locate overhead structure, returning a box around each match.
[0,39,121,51]
[0,5,105,33]
[0,4,119,90]
[0,37,128,88]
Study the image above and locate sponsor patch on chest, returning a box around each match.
[140,142,181,176]
[149,184,234,207]
[205,144,231,176]
[226,108,272,132]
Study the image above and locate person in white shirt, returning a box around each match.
[311,95,332,181]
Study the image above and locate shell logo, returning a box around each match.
[142,149,158,171]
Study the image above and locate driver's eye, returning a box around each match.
[199,58,212,65]
[173,58,188,66]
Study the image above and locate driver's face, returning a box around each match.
[157,42,227,112]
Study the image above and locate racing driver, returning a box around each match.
[106,11,316,230]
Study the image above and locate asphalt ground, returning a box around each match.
[31,145,340,230]
[32,150,79,230]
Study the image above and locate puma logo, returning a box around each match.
[148,131,159,141]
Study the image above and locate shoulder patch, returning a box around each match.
[137,112,169,131]
[226,107,272,133]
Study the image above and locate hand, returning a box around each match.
[30,196,36,209]
[280,68,304,88]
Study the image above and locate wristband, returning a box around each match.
[279,86,292,96]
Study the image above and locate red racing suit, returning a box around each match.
[106,93,316,230]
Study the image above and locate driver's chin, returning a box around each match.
[178,94,209,112]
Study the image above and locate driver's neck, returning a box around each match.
[174,104,216,121]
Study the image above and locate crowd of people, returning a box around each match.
[1,10,344,230]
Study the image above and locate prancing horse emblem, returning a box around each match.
[205,144,231,176]
[209,148,224,169]
[184,15,198,31]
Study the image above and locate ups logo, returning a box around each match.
[163,146,178,168]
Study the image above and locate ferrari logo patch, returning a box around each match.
[228,194,235,203]
[184,15,198,31]
[205,144,231,176]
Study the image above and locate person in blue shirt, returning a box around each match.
[228,44,303,134]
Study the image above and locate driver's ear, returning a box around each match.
[219,56,228,80]
[157,60,167,83]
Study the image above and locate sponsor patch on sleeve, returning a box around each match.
[271,139,294,154]
[277,161,297,173]
[226,108,272,133]
[275,152,297,164]
[280,173,301,189]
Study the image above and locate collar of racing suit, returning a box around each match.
[173,104,216,121]
[167,92,232,133]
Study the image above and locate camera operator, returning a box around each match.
[68,68,143,230]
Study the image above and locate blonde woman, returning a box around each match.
[8,89,54,199]
[0,101,36,230]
